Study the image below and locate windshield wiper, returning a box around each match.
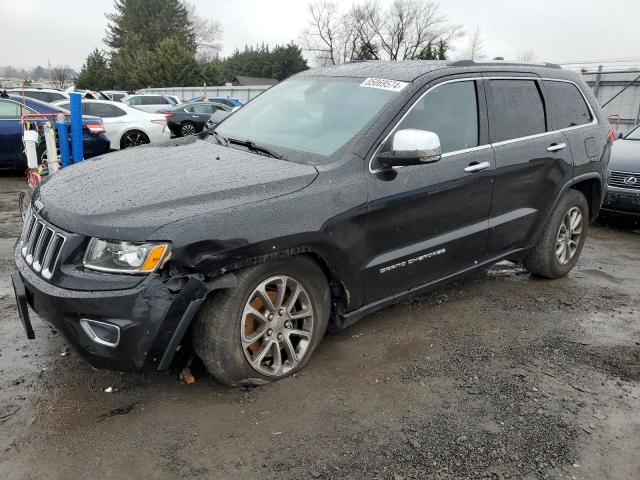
[227,137,283,159]
[206,129,229,146]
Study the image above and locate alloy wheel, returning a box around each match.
[122,132,149,148]
[555,206,583,265]
[241,276,315,377]
[181,123,196,136]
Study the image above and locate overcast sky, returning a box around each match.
[1,0,639,71]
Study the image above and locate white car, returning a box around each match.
[53,99,170,149]
[121,94,176,113]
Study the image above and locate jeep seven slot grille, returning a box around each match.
[20,210,66,280]
[608,170,640,190]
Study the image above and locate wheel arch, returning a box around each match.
[569,175,603,221]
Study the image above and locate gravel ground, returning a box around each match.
[0,174,639,480]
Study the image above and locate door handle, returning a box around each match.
[464,161,491,173]
[547,143,567,152]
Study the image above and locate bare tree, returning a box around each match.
[301,1,344,66]
[462,27,484,60]
[516,49,537,63]
[49,65,74,89]
[185,2,223,61]
[301,0,463,65]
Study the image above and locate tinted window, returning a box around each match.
[489,80,546,143]
[111,93,125,102]
[543,80,592,129]
[127,96,142,106]
[0,100,21,119]
[46,92,66,103]
[193,104,221,114]
[23,91,47,102]
[395,81,479,154]
[86,103,126,118]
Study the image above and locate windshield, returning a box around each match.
[625,125,640,140]
[216,77,401,158]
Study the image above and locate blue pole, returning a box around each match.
[56,113,71,168]
[69,92,83,163]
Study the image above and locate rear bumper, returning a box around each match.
[602,186,640,214]
[14,245,207,372]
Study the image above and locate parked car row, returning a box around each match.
[0,93,110,169]
[52,99,170,149]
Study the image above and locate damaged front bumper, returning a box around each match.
[13,246,216,372]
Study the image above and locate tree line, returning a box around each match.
[76,0,309,91]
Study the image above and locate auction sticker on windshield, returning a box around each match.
[360,78,409,92]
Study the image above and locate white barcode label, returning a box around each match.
[360,77,408,92]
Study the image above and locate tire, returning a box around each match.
[120,130,150,149]
[180,122,197,137]
[192,257,331,386]
[524,189,589,279]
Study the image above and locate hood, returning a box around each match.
[37,137,318,241]
[610,140,640,173]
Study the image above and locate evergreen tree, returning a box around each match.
[76,49,114,90]
[105,0,195,52]
[270,43,309,81]
[139,38,203,87]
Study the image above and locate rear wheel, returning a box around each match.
[120,130,150,149]
[524,189,589,278]
[192,257,330,386]
[180,122,197,137]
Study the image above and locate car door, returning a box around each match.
[363,78,495,302]
[0,99,24,166]
[483,77,574,256]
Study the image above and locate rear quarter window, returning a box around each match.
[543,80,593,129]
[488,80,546,143]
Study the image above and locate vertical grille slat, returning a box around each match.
[19,213,66,281]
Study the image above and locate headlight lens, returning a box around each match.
[83,238,170,274]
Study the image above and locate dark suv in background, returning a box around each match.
[603,124,640,214]
[13,60,611,386]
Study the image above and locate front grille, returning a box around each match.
[609,170,640,190]
[20,210,66,280]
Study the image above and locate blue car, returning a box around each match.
[0,93,111,169]
[185,95,243,108]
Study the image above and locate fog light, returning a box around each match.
[80,319,121,348]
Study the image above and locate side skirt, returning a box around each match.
[335,248,528,330]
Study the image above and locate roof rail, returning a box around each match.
[451,60,562,69]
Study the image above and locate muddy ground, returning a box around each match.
[0,174,638,480]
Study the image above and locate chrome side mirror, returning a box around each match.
[377,129,442,168]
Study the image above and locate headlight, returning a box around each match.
[83,238,170,274]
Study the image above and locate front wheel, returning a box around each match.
[524,189,589,279]
[192,257,330,386]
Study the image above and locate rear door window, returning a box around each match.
[395,80,479,154]
[543,80,593,129]
[488,80,546,143]
[86,103,126,118]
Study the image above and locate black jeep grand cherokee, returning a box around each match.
[13,60,611,386]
